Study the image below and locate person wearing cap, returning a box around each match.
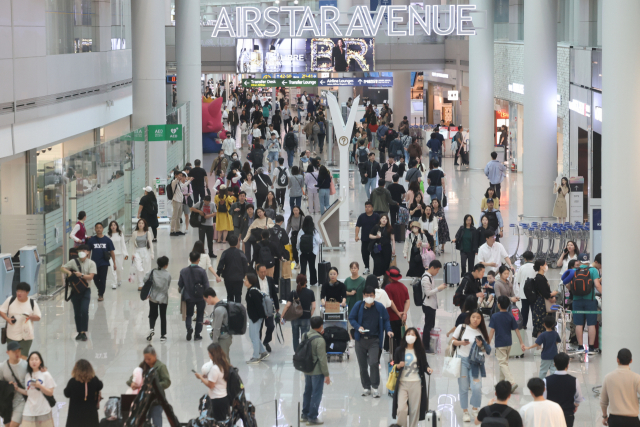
[383,267,411,351]
[572,253,602,353]
[138,186,159,241]
[0,341,29,427]
[480,198,504,240]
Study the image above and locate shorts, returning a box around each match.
[267,151,279,163]
[182,203,191,215]
[21,413,54,427]
[572,298,598,326]
[11,398,25,423]
[7,338,32,356]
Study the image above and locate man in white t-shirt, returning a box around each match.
[519,377,567,427]
[514,250,536,330]
[0,282,41,358]
[477,231,515,277]
[0,341,29,426]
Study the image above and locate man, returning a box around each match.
[601,348,640,427]
[272,158,288,213]
[189,159,209,204]
[266,131,280,173]
[256,264,280,353]
[399,116,410,135]
[376,121,389,151]
[484,151,506,199]
[475,380,524,427]
[270,215,290,279]
[349,286,394,398]
[519,377,567,427]
[216,235,249,303]
[283,129,298,168]
[514,251,536,329]
[421,260,448,353]
[370,179,397,217]
[383,267,410,351]
[170,171,190,236]
[572,253,602,353]
[477,229,515,279]
[60,244,96,341]
[404,159,422,184]
[399,130,412,164]
[230,191,248,238]
[190,195,217,258]
[0,342,29,427]
[380,157,399,188]
[229,106,239,139]
[221,133,236,170]
[460,263,486,301]
[178,252,210,341]
[488,296,526,392]
[480,198,504,240]
[203,288,233,358]
[0,283,41,356]
[210,150,229,179]
[86,222,116,301]
[453,125,464,165]
[300,316,331,425]
[388,135,404,163]
[355,202,380,275]
[426,132,443,165]
[387,174,406,226]
[363,152,381,199]
[544,353,584,427]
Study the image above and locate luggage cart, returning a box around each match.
[321,306,350,361]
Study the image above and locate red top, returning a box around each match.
[76,221,86,243]
[385,281,410,321]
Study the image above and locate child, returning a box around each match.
[488,296,526,393]
[480,271,496,310]
[524,315,561,378]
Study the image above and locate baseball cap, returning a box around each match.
[578,253,590,263]
[7,341,20,351]
[143,186,153,192]
[486,198,494,203]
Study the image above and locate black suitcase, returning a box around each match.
[317,244,331,286]
[394,223,405,243]
[323,325,350,353]
[279,277,291,301]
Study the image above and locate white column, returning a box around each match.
[175,0,203,164]
[391,71,411,128]
[602,0,640,376]
[132,0,167,185]
[468,0,494,169]
[523,0,557,217]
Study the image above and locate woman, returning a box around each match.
[282,105,292,134]
[494,265,519,304]
[409,191,427,222]
[431,198,449,254]
[296,216,323,286]
[272,110,282,136]
[316,166,332,214]
[138,187,159,240]
[392,328,433,427]
[292,116,301,137]
[145,256,172,342]
[244,273,269,364]
[70,210,87,247]
[420,205,438,250]
[364,105,378,144]
[331,38,348,71]
[64,359,103,427]
[369,214,395,277]
[446,295,479,337]
[452,214,479,276]
[127,345,171,426]
[253,167,271,208]
[304,164,320,214]
[227,167,242,190]
[130,219,154,291]
[281,274,316,351]
[480,187,500,211]
[194,343,230,420]
[263,191,278,220]
[286,206,305,265]
[476,216,491,246]
[320,267,347,308]
[241,162,252,182]
[405,180,422,208]
[240,172,257,205]
[284,166,303,210]
[215,185,234,243]
[17,352,56,427]
[243,207,274,242]
[426,160,445,202]
[345,262,365,316]
[553,177,570,223]
[107,220,128,288]
[531,259,559,338]
[556,240,578,275]
[451,311,491,422]
[404,221,430,278]
[181,175,194,232]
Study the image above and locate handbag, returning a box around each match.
[445,324,466,357]
[442,355,462,379]
[545,298,555,313]
[386,365,399,392]
[65,259,90,301]
[283,291,303,321]
[42,391,56,408]
[426,185,436,195]
[442,194,448,208]
[329,178,336,196]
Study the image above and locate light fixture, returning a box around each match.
[294,0,298,4]
[275,0,279,3]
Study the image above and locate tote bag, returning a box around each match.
[442,324,466,379]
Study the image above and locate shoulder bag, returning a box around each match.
[283,291,303,321]
[7,362,27,400]
[64,259,90,301]
[442,325,465,379]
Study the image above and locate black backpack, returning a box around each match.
[166,180,176,200]
[412,276,425,306]
[523,277,538,303]
[252,148,264,166]
[269,227,288,258]
[299,233,314,254]
[258,243,275,268]
[480,407,512,427]
[226,366,245,403]
[358,148,368,163]
[483,210,500,232]
[139,270,154,301]
[453,277,468,307]
[218,197,228,213]
[293,334,321,372]
[277,167,289,187]
[218,301,247,335]
[284,133,296,150]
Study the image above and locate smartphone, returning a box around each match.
[191,369,197,374]
[464,339,469,342]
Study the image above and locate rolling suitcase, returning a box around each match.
[317,244,331,286]
[425,374,442,426]
[279,277,291,301]
[443,242,460,287]
[394,223,405,243]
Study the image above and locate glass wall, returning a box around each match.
[111,0,132,50]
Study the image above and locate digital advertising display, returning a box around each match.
[307,38,375,72]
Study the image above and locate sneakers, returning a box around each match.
[79,332,88,342]
[186,329,193,341]
[194,335,203,341]
[117,281,122,287]
[259,351,270,360]
[264,343,272,353]
[97,296,104,302]
[307,419,324,425]
[210,253,217,258]
[300,415,308,423]
[246,357,261,364]
[362,388,371,396]
[372,389,380,398]
[425,348,435,355]
[160,336,167,342]
[511,383,518,393]
[462,412,471,423]
[147,329,155,341]
[75,333,83,341]
[112,283,117,289]
[364,268,371,275]
[578,345,584,351]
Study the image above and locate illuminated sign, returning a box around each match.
[448,90,459,100]
[166,75,177,84]
[432,72,449,79]
[508,83,524,95]
[569,99,591,117]
[212,5,477,38]
[496,111,509,119]
[594,106,602,122]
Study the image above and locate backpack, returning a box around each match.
[299,233,314,254]
[358,148,368,163]
[398,207,410,225]
[453,278,468,307]
[269,226,288,258]
[103,396,122,421]
[284,133,296,150]
[318,121,325,134]
[483,210,500,232]
[218,197,228,213]
[480,407,512,427]
[226,366,245,402]
[569,267,594,298]
[252,287,275,318]
[166,180,176,200]
[252,148,264,166]
[293,334,321,373]
[189,267,205,300]
[258,243,275,268]
[312,123,320,134]
[412,276,425,306]
[523,277,538,303]
[277,167,289,187]
[139,270,154,301]
[218,301,247,335]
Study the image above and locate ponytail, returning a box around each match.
[296,274,307,294]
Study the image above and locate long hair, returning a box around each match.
[422,205,434,223]
[72,359,95,383]
[565,240,578,256]
[301,215,316,235]
[26,351,45,374]
[264,191,278,209]
[135,218,148,232]
[399,327,428,368]
[462,295,478,313]
[465,310,490,341]
[318,165,329,179]
[408,180,421,196]
[379,214,393,234]
[484,187,496,199]
[207,343,231,382]
[410,193,425,212]
[463,214,475,228]
[296,274,307,294]
[108,220,122,237]
[192,241,205,255]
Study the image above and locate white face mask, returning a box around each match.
[405,335,416,345]
[364,297,374,304]
[78,252,87,259]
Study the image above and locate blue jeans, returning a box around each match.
[249,318,266,359]
[149,404,163,426]
[286,149,295,167]
[290,196,302,210]
[404,150,410,164]
[430,186,442,202]
[319,188,331,214]
[429,150,442,165]
[291,318,311,352]
[302,374,325,421]
[365,178,377,199]
[70,288,91,332]
[457,356,482,410]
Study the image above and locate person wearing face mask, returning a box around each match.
[61,245,97,341]
[349,286,394,398]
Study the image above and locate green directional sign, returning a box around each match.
[121,128,146,141]
[241,78,318,88]
[147,125,183,142]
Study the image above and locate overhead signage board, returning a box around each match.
[260,73,318,79]
[242,78,318,88]
[318,77,393,87]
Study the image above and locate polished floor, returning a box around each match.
[17,148,607,427]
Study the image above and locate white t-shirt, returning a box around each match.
[206,364,228,399]
[476,242,509,274]
[451,324,484,358]
[375,289,391,308]
[514,262,536,299]
[24,370,57,416]
[0,297,41,341]
[560,254,578,275]
[518,400,567,427]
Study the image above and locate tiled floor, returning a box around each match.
[17,149,607,427]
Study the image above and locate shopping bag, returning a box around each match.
[421,246,436,268]
[442,356,462,379]
[329,179,336,196]
[386,365,399,392]
[281,260,292,280]
[324,299,341,313]
[390,255,397,268]
[429,328,442,354]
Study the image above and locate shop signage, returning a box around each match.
[147,125,183,142]
[318,77,393,87]
[242,78,318,88]
[260,73,317,79]
[166,75,177,84]
[448,90,459,100]
[569,99,591,117]
[121,128,146,141]
[508,83,524,95]
[212,5,476,38]
[432,72,449,78]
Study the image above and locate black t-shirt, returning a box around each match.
[455,312,468,327]
[356,213,380,242]
[427,169,444,187]
[320,281,347,303]
[477,404,523,427]
[189,167,208,188]
[371,224,394,245]
[387,183,406,204]
[139,194,157,218]
[288,287,316,320]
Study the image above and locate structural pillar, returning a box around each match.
[132,0,167,185]
[602,0,640,376]
[523,0,557,217]
[468,0,494,169]
[176,0,203,164]
[391,71,411,129]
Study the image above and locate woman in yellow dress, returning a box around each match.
[552,177,570,223]
[214,185,234,243]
